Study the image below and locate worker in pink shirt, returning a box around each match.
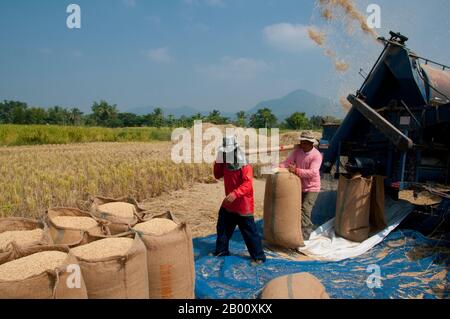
[280,131,322,240]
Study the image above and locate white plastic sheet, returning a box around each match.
[297,198,414,261]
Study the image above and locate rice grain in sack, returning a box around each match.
[260,273,330,299]
[0,245,88,299]
[0,218,51,252]
[134,213,195,299]
[46,208,102,247]
[133,218,178,235]
[264,169,303,248]
[89,197,141,233]
[0,229,44,251]
[70,235,149,299]
[98,202,136,220]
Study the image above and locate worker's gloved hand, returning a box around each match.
[223,192,237,205]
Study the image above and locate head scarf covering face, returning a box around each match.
[217,135,248,171]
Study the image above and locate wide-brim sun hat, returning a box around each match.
[298,131,319,145]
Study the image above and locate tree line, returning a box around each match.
[0,100,341,130]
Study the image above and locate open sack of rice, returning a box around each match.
[0,245,88,299]
[0,218,51,252]
[133,212,195,299]
[70,234,149,299]
[260,273,330,299]
[46,208,106,247]
[86,196,145,233]
[335,174,387,243]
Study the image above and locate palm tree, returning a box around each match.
[235,111,247,127]
[69,108,84,126]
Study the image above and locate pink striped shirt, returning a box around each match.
[280,147,322,193]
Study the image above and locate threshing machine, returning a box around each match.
[321,31,450,199]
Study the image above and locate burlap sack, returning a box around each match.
[86,196,143,233]
[0,244,88,299]
[264,169,303,248]
[134,212,195,299]
[46,207,111,247]
[72,233,149,299]
[0,217,52,252]
[369,176,387,234]
[335,174,373,242]
[260,273,330,299]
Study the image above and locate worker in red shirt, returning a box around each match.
[213,135,266,265]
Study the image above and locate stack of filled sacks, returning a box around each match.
[0,196,196,299]
[67,197,152,299]
[0,217,88,299]
[47,197,152,299]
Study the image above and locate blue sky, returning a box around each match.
[0,0,449,114]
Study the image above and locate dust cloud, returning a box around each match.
[308,0,382,111]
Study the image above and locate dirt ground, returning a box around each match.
[142,179,267,238]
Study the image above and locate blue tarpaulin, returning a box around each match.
[193,199,450,299]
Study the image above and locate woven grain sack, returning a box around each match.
[0,245,88,299]
[369,176,387,234]
[0,218,51,253]
[264,169,303,248]
[46,208,107,247]
[260,273,329,299]
[88,196,143,233]
[335,174,373,242]
[133,212,195,299]
[70,234,149,299]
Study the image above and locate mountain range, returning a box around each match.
[125,89,345,120]
[247,89,344,119]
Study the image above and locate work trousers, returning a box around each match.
[215,207,266,261]
[302,192,319,240]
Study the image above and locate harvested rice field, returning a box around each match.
[0,142,213,218]
[0,129,298,220]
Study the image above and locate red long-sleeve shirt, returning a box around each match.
[213,162,254,215]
